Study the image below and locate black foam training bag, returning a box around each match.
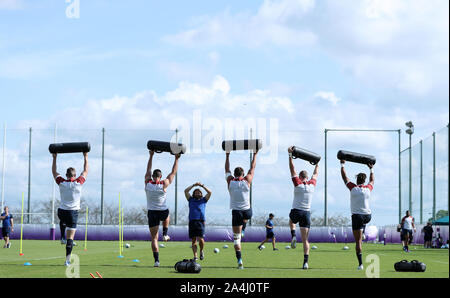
[337,150,376,165]
[222,139,263,152]
[291,146,321,165]
[174,259,202,274]
[394,260,426,272]
[147,140,186,155]
[49,142,91,154]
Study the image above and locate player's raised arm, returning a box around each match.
[245,149,258,184]
[81,152,89,178]
[288,146,296,177]
[164,153,180,188]
[52,153,60,180]
[311,163,319,181]
[200,183,212,201]
[225,152,233,184]
[184,183,197,200]
[340,160,350,185]
[145,150,154,182]
[368,163,374,186]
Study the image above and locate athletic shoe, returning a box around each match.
[64,261,71,266]
[200,251,204,260]
[303,262,309,270]
[163,235,170,242]
[6,243,11,248]
[362,234,366,241]
[291,237,297,249]
[193,257,198,262]
[154,261,160,267]
[273,248,279,251]
[237,259,244,269]
[61,239,67,245]
[258,245,263,251]
[357,265,364,270]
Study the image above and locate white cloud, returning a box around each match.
[314,91,341,106]
[164,0,449,97]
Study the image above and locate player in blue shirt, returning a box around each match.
[1,206,14,248]
[258,213,278,251]
[184,182,212,261]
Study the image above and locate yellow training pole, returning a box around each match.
[19,192,24,256]
[84,206,88,251]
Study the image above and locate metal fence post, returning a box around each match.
[1,124,6,213]
[101,128,105,225]
[27,127,32,224]
[398,129,402,223]
[420,140,423,224]
[324,129,328,226]
[174,128,178,225]
[432,132,436,221]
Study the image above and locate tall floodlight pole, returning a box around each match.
[405,121,414,214]
[432,132,436,221]
[174,128,178,225]
[1,124,6,213]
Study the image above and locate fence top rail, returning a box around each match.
[325,129,400,132]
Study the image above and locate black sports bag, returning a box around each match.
[394,260,426,272]
[174,259,202,273]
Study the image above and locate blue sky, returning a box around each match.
[0,0,448,226]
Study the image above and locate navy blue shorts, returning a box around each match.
[289,209,311,228]
[189,220,205,239]
[2,227,11,237]
[266,231,275,239]
[57,208,79,229]
[232,209,252,227]
[351,214,371,231]
[147,209,169,228]
[401,229,414,240]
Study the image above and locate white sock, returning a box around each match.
[66,255,71,263]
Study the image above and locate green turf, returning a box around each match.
[0,240,448,278]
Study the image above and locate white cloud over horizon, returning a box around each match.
[164,0,449,98]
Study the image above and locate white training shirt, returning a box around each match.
[55,175,86,211]
[226,173,251,211]
[291,176,316,212]
[145,179,168,211]
[346,182,373,215]
[402,216,414,230]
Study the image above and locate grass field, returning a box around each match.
[0,240,448,278]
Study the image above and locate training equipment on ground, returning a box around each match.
[285,246,291,250]
[222,139,263,152]
[23,262,32,266]
[132,259,140,263]
[49,142,91,154]
[343,246,349,250]
[214,248,220,253]
[174,259,202,274]
[223,245,229,249]
[147,140,186,155]
[311,245,318,250]
[394,260,426,272]
[125,243,130,248]
[337,150,376,165]
[291,146,321,165]
[159,243,165,248]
